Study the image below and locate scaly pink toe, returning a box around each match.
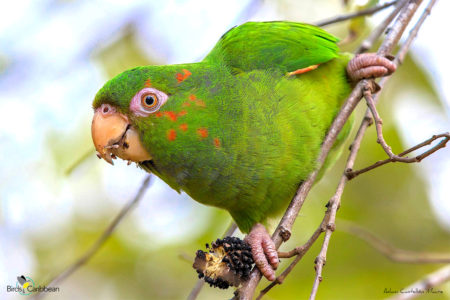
[245,223,278,281]
[347,53,397,83]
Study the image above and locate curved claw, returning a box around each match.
[347,53,397,83]
[245,223,279,281]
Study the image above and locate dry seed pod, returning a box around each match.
[193,236,254,289]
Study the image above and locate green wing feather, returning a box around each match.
[204,21,340,72]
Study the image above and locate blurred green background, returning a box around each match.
[1,0,449,299]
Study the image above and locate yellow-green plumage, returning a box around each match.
[93,21,353,233]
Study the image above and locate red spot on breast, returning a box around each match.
[183,69,191,77]
[165,111,178,122]
[197,127,208,139]
[176,73,184,82]
[214,138,221,148]
[195,100,206,107]
[179,123,188,131]
[167,129,177,141]
[176,69,192,83]
[145,79,152,87]
[189,94,197,101]
[178,110,187,116]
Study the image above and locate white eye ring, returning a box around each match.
[130,87,168,117]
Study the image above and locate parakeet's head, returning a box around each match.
[91,65,195,165]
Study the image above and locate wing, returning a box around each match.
[204,21,340,73]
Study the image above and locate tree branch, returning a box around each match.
[356,0,409,54]
[346,133,450,179]
[32,175,152,300]
[314,0,398,27]
[346,0,442,179]
[338,219,450,264]
[363,91,449,163]
[256,214,330,299]
[64,148,95,176]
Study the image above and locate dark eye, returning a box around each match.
[145,95,155,106]
[141,92,159,110]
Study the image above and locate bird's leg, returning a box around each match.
[244,223,279,281]
[346,53,396,84]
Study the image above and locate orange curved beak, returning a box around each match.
[91,104,151,165]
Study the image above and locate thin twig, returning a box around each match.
[277,216,328,259]
[364,88,449,163]
[32,175,152,300]
[376,0,422,57]
[346,0,441,178]
[64,148,95,176]
[357,0,409,54]
[314,0,398,27]
[339,219,450,263]
[188,278,207,300]
[179,252,195,264]
[309,143,358,300]
[346,133,450,179]
[388,265,450,300]
[187,222,238,300]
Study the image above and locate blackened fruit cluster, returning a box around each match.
[193,236,254,289]
[214,236,254,279]
[196,269,231,289]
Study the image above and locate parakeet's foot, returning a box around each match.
[244,223,279,281]
[347,53,396,83]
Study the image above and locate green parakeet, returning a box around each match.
[91,21,395,280]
